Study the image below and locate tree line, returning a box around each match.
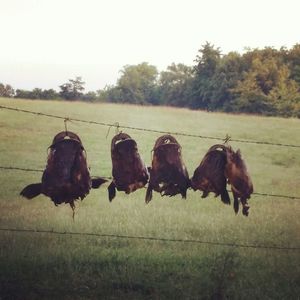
[1,43,300,117]
[0,77,98,102]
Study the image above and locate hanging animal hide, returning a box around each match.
[108,132,149,201]
[191,144,253,216]
[20,131,107,210]
[190,144,230,204]
[145,135,190,203]
[224,146,253,216]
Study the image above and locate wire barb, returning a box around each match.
[106,122,121,139]
[223,134,231,144]
[64,118,70,135]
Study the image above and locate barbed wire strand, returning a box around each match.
[0,165,299,200]
[1,105,300,148]
[0,227,299,251]
[0,166,112,180]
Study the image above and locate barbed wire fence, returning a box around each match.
[0,104,299,200]
[0,227,299,251]
[0,165,299,200]
[1,104,300,148]
[1,104,300,251]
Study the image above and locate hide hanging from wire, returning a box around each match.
[108,132,149,201]
[20,131,107,213]
[145,134,190,203]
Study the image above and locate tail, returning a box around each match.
[91,177,108,189]
[20,183,42,199]
[220,189,230,205]
[108,181,116,202]
[145,185,153,204]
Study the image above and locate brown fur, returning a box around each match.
[191,145,230,204]
[146,135,190,203]
[108,132,149,201]
[191,144,253,216]
[20,131,107,209]
[225,147,253,216]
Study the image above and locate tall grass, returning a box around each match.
[0,98,299,299]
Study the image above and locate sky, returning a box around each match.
[0,0,299,91]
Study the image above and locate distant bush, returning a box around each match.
[15,88,59,100]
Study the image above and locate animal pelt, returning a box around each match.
[191,144,253,216]
[108,132,149,201]
[191,144,230,204]
[225,146,253,216]
[20,131,107,209]
[146,135,190,203]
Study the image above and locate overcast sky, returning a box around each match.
[0,0,299,91]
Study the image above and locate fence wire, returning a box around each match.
[1,105,300,253]
[1,104,300,199]
[1,104,300,148]
[0,166,112,180]
[0,227,299,251]
[1,165,300,200]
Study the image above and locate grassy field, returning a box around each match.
[0,98,299,299]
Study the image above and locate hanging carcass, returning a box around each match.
[190,144,230,205]
[108,132,149,201]
[191,143,253,216]
[225,146,253,216]
[20,131,107,211]
[145,135,190,203]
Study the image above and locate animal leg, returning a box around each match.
[241,198,250,217]
[233,192,239,214]
[201,190,209,198]
[70,201,76,220]
[220,189,231,205]
[108,182,116,202]
[20,183,42,199]
[145,185,153,204]
[181,188,187,199]
[91,177,107,188]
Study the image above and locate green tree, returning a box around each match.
[59,77,85,100]
[14,88,59,100]
[194,42,221,77]
[82,91,98,102]
[0,83,15,97]
[191,42,221,109]
[229,47,300,115]
[40,89,59,100]
[116,62,158,104]
[228,71,272,114]
[15,89,32,99]
[158,63,194,106]
[285,43,300,85]
[97,85,121,103]
[208,51,246,110]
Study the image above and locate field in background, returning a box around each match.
[0,98,299,299]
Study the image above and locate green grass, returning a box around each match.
[0,98,300,299]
